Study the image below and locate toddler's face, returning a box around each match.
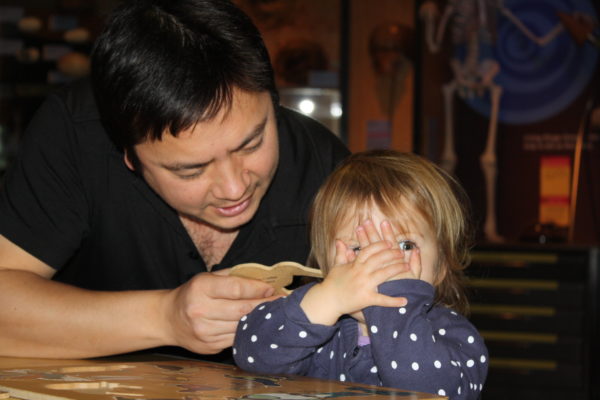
[332,201,440,286]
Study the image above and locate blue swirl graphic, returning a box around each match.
[457,0,598,125]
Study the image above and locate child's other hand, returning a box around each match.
[326,237,409,315]
[375,219,422,281]
[301,222,409,325]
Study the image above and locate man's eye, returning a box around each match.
[399,240,416,251]
[178,171,203,180]
[243,136,264,153]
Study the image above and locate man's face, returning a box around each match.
[126,89,279,231]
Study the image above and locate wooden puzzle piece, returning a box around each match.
[229,261,323,295]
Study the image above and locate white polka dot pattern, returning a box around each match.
[231,279,488,399]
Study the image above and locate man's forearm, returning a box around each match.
[0,269,170,358]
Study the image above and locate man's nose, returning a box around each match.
[211,157,249,200]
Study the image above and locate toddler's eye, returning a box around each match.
[351,246,361,255]
[398,240,416,251]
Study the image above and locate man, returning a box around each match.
[0,0,349,360]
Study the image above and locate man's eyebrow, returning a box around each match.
[162,116,268,172]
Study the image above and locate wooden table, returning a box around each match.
[0,355,445,400]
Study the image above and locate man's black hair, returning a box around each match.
[91,0,279,150]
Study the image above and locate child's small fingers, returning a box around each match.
[388,270,418,281]
[334,239,350,265]
[380,220,397,247]
[371,262,410,282]
[362,219,382,243]
[346,248,357,262]
[356,225,371,249]
[355,241,395,264]
[372,293,408,308]
[366,244,405,263]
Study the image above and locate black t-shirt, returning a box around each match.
[0,79,350,291]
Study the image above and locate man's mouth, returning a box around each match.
[216,197,252,217]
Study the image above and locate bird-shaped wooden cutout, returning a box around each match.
[229,261,323,295]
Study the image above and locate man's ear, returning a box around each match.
[123,149,135,171]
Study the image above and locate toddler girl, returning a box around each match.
[233,150,488,399]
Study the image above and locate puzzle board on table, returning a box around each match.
[0,360,444,400]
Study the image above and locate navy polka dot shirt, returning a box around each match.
[234,279,488,399]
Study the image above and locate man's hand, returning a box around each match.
[163,273,278,354]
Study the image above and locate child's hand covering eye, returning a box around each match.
[359,220,422,280]
[299,232,409,326]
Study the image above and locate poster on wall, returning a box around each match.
[418,0,600,244]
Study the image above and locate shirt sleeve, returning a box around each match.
[0,94,89,269]
[233,282,338,377]
[363,279,489,399]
